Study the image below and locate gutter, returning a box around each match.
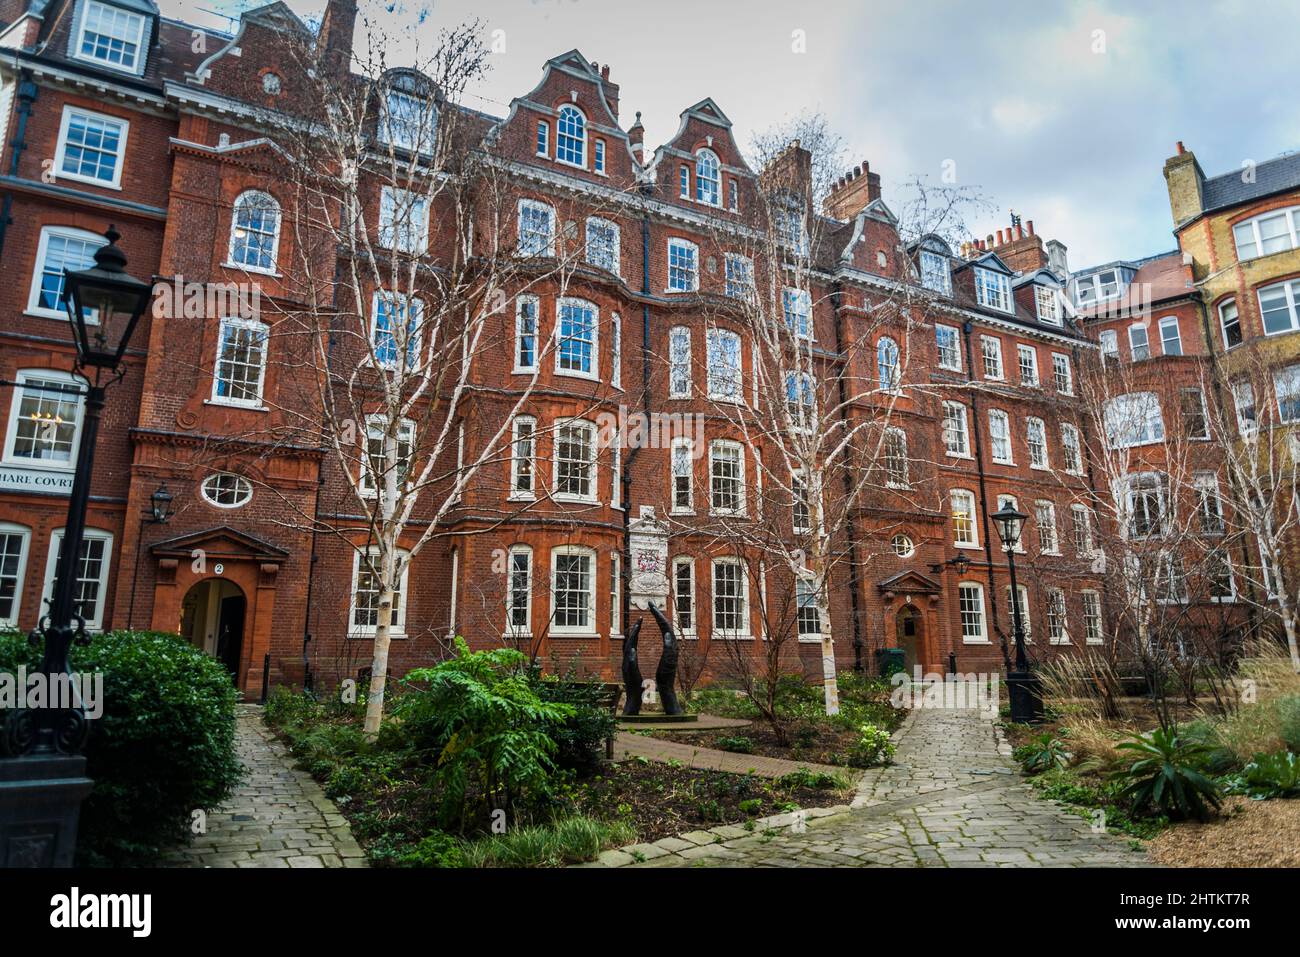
[0,70,36,259]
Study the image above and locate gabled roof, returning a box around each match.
[678,97,732,128]
[954,250,1014,275]
[877,571,941,595]
[150,526,289,562]
[1202,151,1300,213]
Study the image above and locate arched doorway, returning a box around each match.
[896,604,922,674]
[179,579,247,680]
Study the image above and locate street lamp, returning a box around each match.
[127,482,175,628]
[990,502,1044,723]
[0,226,151,867]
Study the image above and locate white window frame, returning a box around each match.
[1026,417,1049,470]
[54,105,128,189]
[1128,323,1150,361]
[1071,504,1094,557]
[514,295,539,373]
[71,0,147,75]
[1035,285,1061,324]
[0,522,32,628]
[610,312,622,390]
[1232,380,1256,435]
[981,335,1004,380]
[509,415,536,501]
[694,148,721,206]
[974,267,1012,313]
[609,552,621,636]
[1007,584,1031,641]
[1181,387,1209,440]
[199,472,253,509]
[796,574,822,641]
[673,556,696,637]
[535,119,549,157]
[1194,472,1225,535]
[988,409,1013,465]
[670,437,694,513]
[552,418,598,503]
[584,216,620,275]
[791,469,811,534]
[26,226,106,320]
[1233,206,1300,261]
[668,326,692,398]
[379,186,429,254]
[783,288,812,340]
[554,105,587,169]
[516,199,556,257]
[1219,300,1243,350]
[1051,353,1073,394]
[554,297,599,380]
[935,324,961,371]
[225,190,282,275]
[1158,316,1183,356]
[1081,590,1103,645]
[724,253,753,299]
[2,369,86,471]
[1035,500,1060,555]
[877,336,901,392]
[1017,345,1039,386]
[951,489,978,549]
[550,545,596,636]
[942,401,970,458]
[708,439,746,516]
[666,238,699,292]
[997,494,1024,553]
[1099,329,1119,359]
[1061,423,1082,474]
[958,582,988,643]
[1046,588,1069,644]
[348,548,409,637]
[379,89,436,155]
[358,415,415,498]
[506,545,533,636]
[594,138,606,175]
[1104,392,1166,449]
[920,249,952,296]
[884,427,909,488]
[41,528,113,632]
[209,315,270,409]
[369,290,424,371]
[706,328,743,402]
[1275,364,1300,424]
[711,557,750,639]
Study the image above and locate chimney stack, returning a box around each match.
[318,0,358,76]
[823,158,882,220]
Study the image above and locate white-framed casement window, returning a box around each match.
[359,415,415,497]
[535,119,549,157]
[951,489,978,548]
[1156,552,1189,605]
[1035,500,1059,554]
[1128,323,1150,361]
[942,401,970,458]
[883,427,909,488]
[1274,364,1300,423]
[1017,345,1039,386]
[670,437,694,513]
[892,534,915,558]
[678,165,689,198]
[514,295,539,372]
[506,545,532,636]
[516,199,555,257]
[550,545,596,635]
[555,297,599,379]
[71,1,147,73]
[1104,392,1165,448]
[585,217,620,274]
[796,574,822,640]
[935,324,961,371]
[724,253,753,299]
[1007,584,1031,641]
[41,528,113,631]
[668,326,692,397]
[54,106,127,189]
[920,249,951,296]
[695,149,721,206]
[509,415,536,501]
[1099,329,1119,360]
[783,288,812,339]
[1035,285,1061,324]
[1232,380,1256,435]
[0,523,32,628]
[974,267,1012,312]
[1051,353,1073,394]
[594,138,606,175]
[958,582,988,643]
[711,558,750,638]
[981,335,1004,380]
[791,469,811,534]
[1046,588,1069,644]
[27,225,106,319]
[709,439,746,515]
[877,336,901,391]
[1208,550,1237,603]
[1159,316,1183,356]
[349,548,409,637]
[609,552,621,636]
[211,316,269,408]
[785,371,815,429]
[610,428,623,508]
[1194,472,1225,535]
[555,105,587,167]
[1219,300,1243,350]
[1081,590,1103,644]
[3,370,85,470]
[370,291,423,371]
[1061,423,1082,474]
[1075,268,1123,306]
[667,238,699,292]
[379,88,437,154]
[673,557,695,637]
[553,419,597,502]
[706,328,742,401]
[1233,206,1300,261]
[1026,417,1049,470]
[378,186,429,254]
[226,190,281,273]
[200,472,253,509]
[1123,472,1168,540]
[988,409,1013,464]
[1071,504,1094,556]
[1181,388,1209,440]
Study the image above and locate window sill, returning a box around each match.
[221,261,281,278]
[954,543,981,551]
[204,399,268,412]
[664,287,700,295]
[961,638,992,645]
[548,632,601,641]
[55,170,123,192]
[1,458,74,473]
[554,494,599,505]
[512,366,539,375]
[23,308,76,322]
[554,368,600,382]
[507,493,536,503]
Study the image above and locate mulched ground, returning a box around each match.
[649,721,867,768]
[1148,796,1300,867]
[574,758,851,844]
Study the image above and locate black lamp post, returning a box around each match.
[991,502,1044,723]
[0,226,151,867]
[127,482,175,629]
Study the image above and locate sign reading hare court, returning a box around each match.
[0,466,74,495]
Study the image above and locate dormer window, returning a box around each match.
[974,266,1012,313]
[73,1,148,75]
[695,149,720,206]
[380,88,437,155]
[1075,268,1124,306]
[920,249,951,295]
[556,105,586,168]
[1035,285,1061,323]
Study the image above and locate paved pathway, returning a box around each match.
[615,731,852,780]
[591,706,1150,868]
[161,705,368,868]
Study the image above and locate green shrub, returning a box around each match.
[1178,719,1241,775]
[534,674,617,775]
[775,767,850,791]
[1224,751,1300,799]
[0,629,241,866]
[369,830,466,868]
[458,815,634,867]
[1014,732,1069,775]
[1276,695,1300,754]
[846,723,895,768]
[737,798,762,815]
[715,734,754,754]
[1112,727,1222,821]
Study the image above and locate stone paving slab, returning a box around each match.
[161,705,367,869]
[613,732,857,780]
[588,707,1152,869]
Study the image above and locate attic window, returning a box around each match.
[1035,285,1061,323]
[695,149,720,206]
[920,250,951,295]
[75,1,147,74]
[974,266,1012,313]
[262,73,282,95]
[556,105,586,167]
[381,89,437,155]
[1075,268,1124,306]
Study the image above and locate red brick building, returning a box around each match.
[0,0,1113,695]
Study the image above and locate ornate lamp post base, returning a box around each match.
[1006,670,1044,724]
[0,754,94,867]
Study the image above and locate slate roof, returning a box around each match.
[1202,151,1300,213]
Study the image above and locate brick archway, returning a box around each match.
[877,570,943,674]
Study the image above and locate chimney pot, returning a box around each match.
[1027,220,1034,236]
[1176,141,1185,154]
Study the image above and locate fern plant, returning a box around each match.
[1112,727,1222,821]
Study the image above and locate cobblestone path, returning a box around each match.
[591,706,1151,868]
[161,705,368,868]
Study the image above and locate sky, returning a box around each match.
[161,0,1300,268]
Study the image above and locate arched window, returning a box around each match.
[695,149,720,205]
[556,105,586,167]
[227,190,281,272]
[877,336,900,390]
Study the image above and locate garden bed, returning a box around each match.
[649,722,865,768]
[1148,796,1300,867]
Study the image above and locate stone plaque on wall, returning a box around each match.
[628,505,669,610]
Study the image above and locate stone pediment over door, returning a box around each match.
[149,526,290,565]
[877,570,941,598]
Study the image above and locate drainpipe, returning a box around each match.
[829,282,865,671]
[0,71,37,259]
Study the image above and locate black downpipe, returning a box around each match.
[0,72,38,259]
[829,283,866,671]
[620,198,654,637]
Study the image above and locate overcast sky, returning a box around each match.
[163,0,1300,268]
